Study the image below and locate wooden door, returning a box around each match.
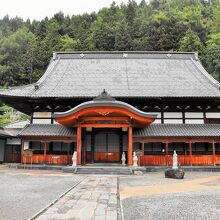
[94,130,120,163]
[4,145,21,163]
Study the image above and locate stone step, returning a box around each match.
[70,167,132,175]
[0,164,9,169]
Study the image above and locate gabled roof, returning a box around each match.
[0,51,219,98]
[134,124,220,137]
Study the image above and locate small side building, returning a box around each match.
[0,128,10,163]
[4,120,30,163]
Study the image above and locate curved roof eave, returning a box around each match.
[53,100,158,119]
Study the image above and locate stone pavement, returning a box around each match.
[37,176,119,220]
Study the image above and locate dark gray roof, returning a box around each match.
[134,124,220,138]
[0,51,219,98]
[19,124,76,137]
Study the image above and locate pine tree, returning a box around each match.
[114,20,132,51]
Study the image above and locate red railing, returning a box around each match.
[140,155,220,166]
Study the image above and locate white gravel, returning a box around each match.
[122,190,220,220]
[0,169,85,220]
[120,172,220,220]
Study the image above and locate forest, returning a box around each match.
[0,0,219,89]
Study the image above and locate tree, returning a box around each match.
[210,3,220,33]
[60,35,81,52]
[0,26,36,86]
[179,29,204,53]
[138,16,188,51]
[114,20,132,50]
[124,0,137,36]
[202,33,220,81]
[88,17,115,50]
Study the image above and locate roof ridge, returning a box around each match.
[32,58,60,94]
[55,51,196,55]
[190,58,220,90]
[17,124,29,136]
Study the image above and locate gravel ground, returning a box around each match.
[122,190,220,220]
[0,168,85,220]
[120,172,219,187]
[120,172,220,220]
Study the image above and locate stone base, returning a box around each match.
[165,168,185,179]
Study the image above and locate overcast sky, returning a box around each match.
[0,0,143,21]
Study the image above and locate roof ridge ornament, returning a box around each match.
[93,89,116,101]
[53,52,57,60]
[34,82,40,90]
[123,53,128,58]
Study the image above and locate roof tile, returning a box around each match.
[19,124,76,137]
[134,124,220,137]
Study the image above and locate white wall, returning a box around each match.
[6,138,21,145]
[33,112,52,118]
[32,118,51,124]
[33,112,52,124]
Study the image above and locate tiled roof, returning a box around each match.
[19,124,76,137]
[0,51,219,98]
[5,120,30,129]
[133,124,220,137]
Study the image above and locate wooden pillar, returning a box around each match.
[165,142,168,166]
[77,126,82,165]
[189,141,192,166]
[212,140,216,167]
[128,126,133,166]
[43,142,47,164]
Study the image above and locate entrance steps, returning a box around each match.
[63,165,132,175]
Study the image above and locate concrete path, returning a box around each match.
[37,176,119,220]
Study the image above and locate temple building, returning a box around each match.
[0,51,220,166]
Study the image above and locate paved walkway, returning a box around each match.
[37,176,119,220]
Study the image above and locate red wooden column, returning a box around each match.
[77,126,82,165]
[165,142,169,166]
[128,126,133,166]
[189,141,192,166]
[43,142,47,164]
[212,140,216,166]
